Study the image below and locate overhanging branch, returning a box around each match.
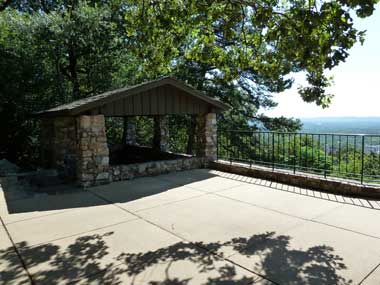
[0,0,12,12]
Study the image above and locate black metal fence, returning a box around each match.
[217,130,380,185]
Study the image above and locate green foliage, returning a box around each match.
[135,117,154,147]
[168,115,193,154]
[0,1,136,166]
[105,117,155,147]
[124,0,378,107]
[0,0,378,167]
[219,131,380,183]
[105,117,124,146]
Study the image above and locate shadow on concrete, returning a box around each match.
[225,232,351,285]
[0,231,351,285]
[211,170,380,210]
[0,170,217,214]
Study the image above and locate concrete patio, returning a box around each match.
[1,169,380,285]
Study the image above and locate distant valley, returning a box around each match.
[301,117,380,134]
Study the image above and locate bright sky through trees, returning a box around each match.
[266,4,380,118]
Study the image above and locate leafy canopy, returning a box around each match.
[0,0,378,165]
[124,0,378,108]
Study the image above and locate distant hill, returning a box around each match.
[301,117,380,135]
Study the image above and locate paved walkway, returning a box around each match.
[1,169,380,285]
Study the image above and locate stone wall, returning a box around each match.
[76,115,110,187]
[40,112,218,187]
[40,117,77,180]
[196,113,217,161]
[153,115,169,151]
[210,160,380,199]
[110,157,206,182]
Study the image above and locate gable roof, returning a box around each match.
[36,77,229,117]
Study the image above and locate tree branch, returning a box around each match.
[0,0,12,12]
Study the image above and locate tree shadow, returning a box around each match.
[1,232,117,285]
[1,230,351,284]
[226,232,351,285]
[0,169,217,214]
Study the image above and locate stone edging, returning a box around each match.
[209,160,380,199]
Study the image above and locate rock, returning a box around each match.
[113,167,120,176]
[77,116,91,129]
[0,159,20,176]
[101,157,109,166]
[96,172,109,181]
[80,173,94,181]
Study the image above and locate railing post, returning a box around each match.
[324,135,327,178]
[229,130,232,165]
[215,130,375,185]
[272,133,275,171]
[361,135,365,184]
[216,129,219,161]
[293,133,296,174]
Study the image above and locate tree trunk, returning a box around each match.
[122,117,128,144]
[186,66,208,155]
[186,115,196,154]
[122,117,137,145]
[54,47,65,104]
[68,44,80,100]
[153,116,161,149]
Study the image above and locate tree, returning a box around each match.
[0,1,136,165]
[124,0,378,111]
[0,0,378,165]
[0,0,11,11]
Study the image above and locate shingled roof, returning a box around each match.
[36,77,229,117]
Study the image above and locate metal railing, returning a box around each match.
[217,130,380,185]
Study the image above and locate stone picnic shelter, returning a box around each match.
[35,77,228,187]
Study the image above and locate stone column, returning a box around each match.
[196,113,217,161]
[153,115,170,152]
[40,118,56,169]
[40,117,77,180]
[76,115,110,187]
[123,116,137,145]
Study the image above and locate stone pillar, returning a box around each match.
[196,113,217,161]
[153,115,169,152]
[123,116,137,145]
[40,117,78,180]
[76,115,110,187]
[40,118,55,169]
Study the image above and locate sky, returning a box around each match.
[265,4,380,119]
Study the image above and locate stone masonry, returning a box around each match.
[40,115,110,187]
[40,117,77,180]
[110,157,206,182]
[196,113,217,161]
[76,115,110,187]
[153,115,169,151]
[210,160,380,199]
[40,112,218,187]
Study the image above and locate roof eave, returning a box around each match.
[34,77,230,117]
[163,77,230,111]
[33,109,72,118]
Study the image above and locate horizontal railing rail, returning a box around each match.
[217,130,380,185]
